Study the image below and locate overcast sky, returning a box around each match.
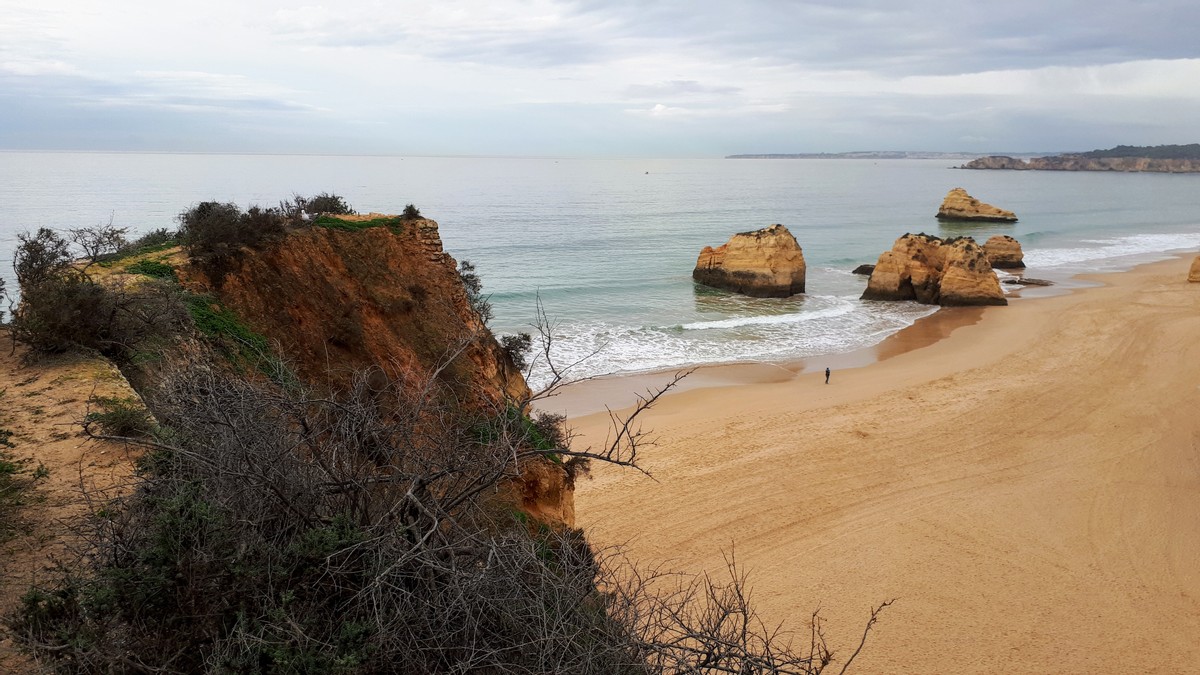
[2,0,1198,156]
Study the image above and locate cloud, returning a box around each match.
[623,80,742,100]
[3,0,1200,154]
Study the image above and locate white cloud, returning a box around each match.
[2,0,1199,154]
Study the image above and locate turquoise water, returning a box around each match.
[3,152,1199,385]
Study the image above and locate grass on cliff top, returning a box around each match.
[313,215,405,233]
[184,294,272,368]
[124,259,177,280]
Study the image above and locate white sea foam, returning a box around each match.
[527,298,937,388]
[680,297,856,331]
[1025,232,1200,270]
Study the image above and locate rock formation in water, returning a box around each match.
[693,224,806,297]
[862,233,1007,306]
[1003,277,1054,286]
[852,264,876,276]
[936,188,1018,222]
[983,235,1025,269]
[1190,256,1200,282]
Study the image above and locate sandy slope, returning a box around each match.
[0,335,142,672]
[570,256,1200,673]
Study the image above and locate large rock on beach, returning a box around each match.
[936,188,1018,222]
[693,224,806,297]
[862,233,1007,306]
[1190,256,1200,282]
[983,235,1025,269]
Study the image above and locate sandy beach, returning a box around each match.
[566,255,1200,673]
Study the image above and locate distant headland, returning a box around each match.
[726,151,987,160]
[959,144,1200,172]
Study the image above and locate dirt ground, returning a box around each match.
[0,332,142,672]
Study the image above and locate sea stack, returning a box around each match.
[983,235,1026,269]
[693,224,806,297]
[936,188,1018,222]
[862,233,1006,306]
[1189,256,1200,282]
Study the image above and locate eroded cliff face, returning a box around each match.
[961,156,1200,172]
[936,188,1017,222]
[693,224,806,297]
[195,219,529,406]
[862,233,1007,306]
[182,217,576,523]
[1189,256,1200,283]
[983,235,1025,269]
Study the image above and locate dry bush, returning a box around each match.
[178,201,287,284]
[7,351,885,673]
[10,228,191,359]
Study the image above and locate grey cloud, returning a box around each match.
[623,80,742,99]
[566,0,1200,75]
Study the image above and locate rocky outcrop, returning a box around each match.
[961,156,1200,173]
[936,188,1018,222]
[197,217,530,407]
[852,264,876,276]
[862,233,1007,306]
[1190,256,1200,282]
[1003,277,1054,287]
[693,224,806,297]
[983,235,1025,269]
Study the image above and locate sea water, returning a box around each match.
[2,152,1199,387]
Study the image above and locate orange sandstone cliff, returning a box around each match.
[181,216,574,524]
[186,217,528,406]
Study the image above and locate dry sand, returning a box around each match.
[567,255,1200,673]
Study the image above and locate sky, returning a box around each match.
[2,0,1199,157]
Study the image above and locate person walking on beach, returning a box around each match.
[825,367,830,384]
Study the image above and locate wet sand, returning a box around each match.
[567,255,1200,673]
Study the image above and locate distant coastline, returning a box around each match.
[959,144,1200,173]
[726,151,993,160]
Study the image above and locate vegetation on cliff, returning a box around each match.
[1075,144,1200,159]
[960,144,1200,171]
[3,194,884,673]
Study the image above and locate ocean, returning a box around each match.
[2,152,1199,387]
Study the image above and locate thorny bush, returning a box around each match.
[8,352,886,673]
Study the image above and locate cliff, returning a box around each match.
[693,224,806,297]
[936,188,1017,222]
[186,216,529,407]
[862,233,1007,306]
[960,155,1200,173]
[1189,256,1200,283]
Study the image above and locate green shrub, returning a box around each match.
[401,203,421,220]
[501,332,533,370]
[13,228,73,289]
[124,259,176,279]
[184,294,271,365]
[313,215,403,233]
[306,192,356,216]
[179,201,286,284]
[85,396,155,437]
